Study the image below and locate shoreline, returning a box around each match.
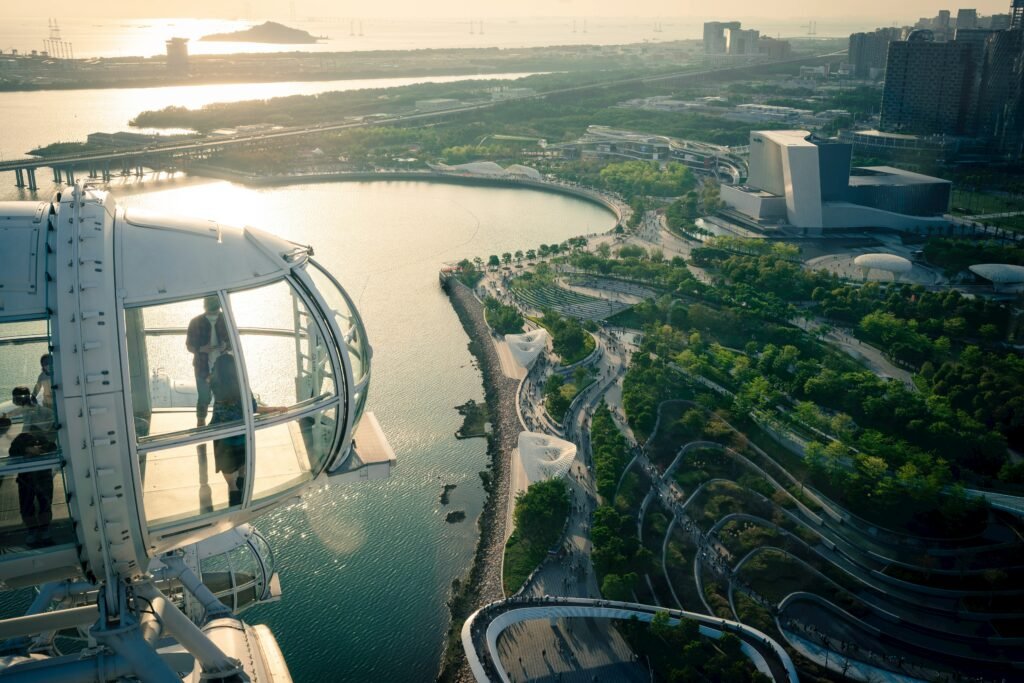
[437,278,521,683]
[188,166,625,224]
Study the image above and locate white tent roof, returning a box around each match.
[506,164,542,180]
[970,263,1024,284]
[517,432,576,484]
[853,253,913,274]
[505,329,549,369]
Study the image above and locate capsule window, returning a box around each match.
[0,467,74,550]
[304,263,370,388]
[0,320,58,461]
[229,280,335,415]
[252,405,337,501]
[138,436,247,528]
[125,295,244,441]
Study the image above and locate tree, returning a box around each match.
[512,479,569,550]
[526,249,537,261]
[650,610,672,639]
[484,297,524,335]
[514,250,524,264]
[501,252,512,266]
[601,572,637,601]
[487,254,500,268]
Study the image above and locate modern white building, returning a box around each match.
[722,130,952,232]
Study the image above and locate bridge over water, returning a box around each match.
[2,51,842,191]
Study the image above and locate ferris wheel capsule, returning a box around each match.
[0,184,395,682]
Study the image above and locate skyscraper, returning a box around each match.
[978,30,1024,155]
[880,31,977,135]
[703,21,742,54]
[849,28,903,79]
[1013,0,1024,29]
[725,28,761,56]
[957,9,979,30]
[956,28,999,134]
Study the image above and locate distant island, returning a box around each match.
[200,21,322,44]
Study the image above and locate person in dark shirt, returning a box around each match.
[185,296,230,428]
[9,431,56,547]
[208,353,286,507]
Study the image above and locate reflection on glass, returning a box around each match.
[305,263,370,387]
[230,280,335,412]
[0,468,73,551]
[253,407,337,502]
[200,543,263,613]
[125,295,242,441]
[139,436,245,528]
[0,321,57,459]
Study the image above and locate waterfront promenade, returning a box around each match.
[440,278,524,683]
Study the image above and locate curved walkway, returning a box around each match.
[462,596,799,683]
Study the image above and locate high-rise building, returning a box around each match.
[955,28,999,133]
[880,31,977,135]
[1013,0,1024,29]
[957,9,979,30]
[978,30,1024,154]
[758,37,792,60]
[989,14,1012,30]
[703,21,742,54]
[848,28,903,79]
[165,37,189,74]
[725,28,761,55]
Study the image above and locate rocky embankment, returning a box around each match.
[437,279,521,683]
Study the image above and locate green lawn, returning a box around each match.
[502,530,547,595]
[950,190,1024,233]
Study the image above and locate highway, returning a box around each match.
[1,50,844,175]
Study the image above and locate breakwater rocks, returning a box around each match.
[437,278,521,683]
[440,484,457,505]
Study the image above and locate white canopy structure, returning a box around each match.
[506,164,543,180]
[854,253,913,281]
[970,263,1024,285]
[504,329,550,369]
[517,432,576,484]
[428,161,542,180]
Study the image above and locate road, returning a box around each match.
[1,50,845,174]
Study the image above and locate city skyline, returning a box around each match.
[0,1,1016,21]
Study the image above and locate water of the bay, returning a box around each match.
[104,178,615,681]
[0,71,540,162]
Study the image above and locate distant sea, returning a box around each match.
[0,16,872,59]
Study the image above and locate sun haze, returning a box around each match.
[0,0,1015,20]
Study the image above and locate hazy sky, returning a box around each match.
[1,1,1015,20]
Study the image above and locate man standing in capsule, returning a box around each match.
[186,296,230,428]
